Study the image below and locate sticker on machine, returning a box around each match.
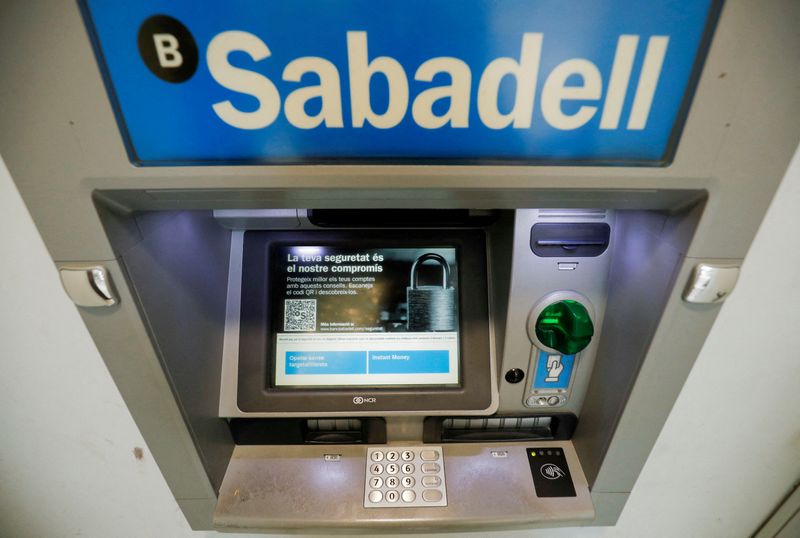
[533,351,576,390]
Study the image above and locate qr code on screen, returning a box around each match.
[284,299,317,331]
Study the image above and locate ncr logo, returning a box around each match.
[138,15,198,83]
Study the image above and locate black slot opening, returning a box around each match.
[230,417,387,445]
[530,223,610,257]
[423,414,577,443]
[308,209,498,228]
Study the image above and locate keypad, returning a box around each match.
[364,446,447,508]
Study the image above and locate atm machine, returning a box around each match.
[1,0,798,532]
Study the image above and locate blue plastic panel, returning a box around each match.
[533,351,575,390]
[81,0,718,165]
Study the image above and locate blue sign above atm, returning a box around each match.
[81,0,719,166]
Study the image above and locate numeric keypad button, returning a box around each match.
[369,476,383,488]
[370,463,384,475]
[386,463,399,475]
[401,476,415,488]
[386,451,399,462]
[386,490,399,503]
[401,450,414,461]
[386,476,399,488]
[401,463,415,474]
[371,451,384,462]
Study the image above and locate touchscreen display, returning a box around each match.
[270,246,460,387]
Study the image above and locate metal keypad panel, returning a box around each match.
[364,446,447,508]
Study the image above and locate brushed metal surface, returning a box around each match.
[214,441,593,532]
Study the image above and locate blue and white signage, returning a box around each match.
[81,0,719,165]
[533,351,575,390]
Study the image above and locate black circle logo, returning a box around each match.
[138,15,198,83]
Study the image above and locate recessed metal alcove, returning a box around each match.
[1,0,799,531]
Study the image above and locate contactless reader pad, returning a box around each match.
[527,447,576,498]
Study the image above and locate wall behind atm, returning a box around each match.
[1,149,799,538]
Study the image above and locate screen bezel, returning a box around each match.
[236,229,493,414]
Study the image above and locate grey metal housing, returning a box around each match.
[1,0,799,531]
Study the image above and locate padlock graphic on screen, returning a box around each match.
[407,253,456,332]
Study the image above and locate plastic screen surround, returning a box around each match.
[235,229,493,414]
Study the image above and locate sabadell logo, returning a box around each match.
[138,15,669,133]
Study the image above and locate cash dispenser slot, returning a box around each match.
[229,418,387,445]
[423,415,578,443]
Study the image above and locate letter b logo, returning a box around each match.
[138,15,198,83]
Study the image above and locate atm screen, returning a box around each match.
[269,246,460,387]
[236,229,493,414]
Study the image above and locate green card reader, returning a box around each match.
[526,295,595,409]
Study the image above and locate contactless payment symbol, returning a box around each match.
[138,15,198,83]
[540,463,566,480]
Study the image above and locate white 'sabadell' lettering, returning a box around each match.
[206,31,668,131]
